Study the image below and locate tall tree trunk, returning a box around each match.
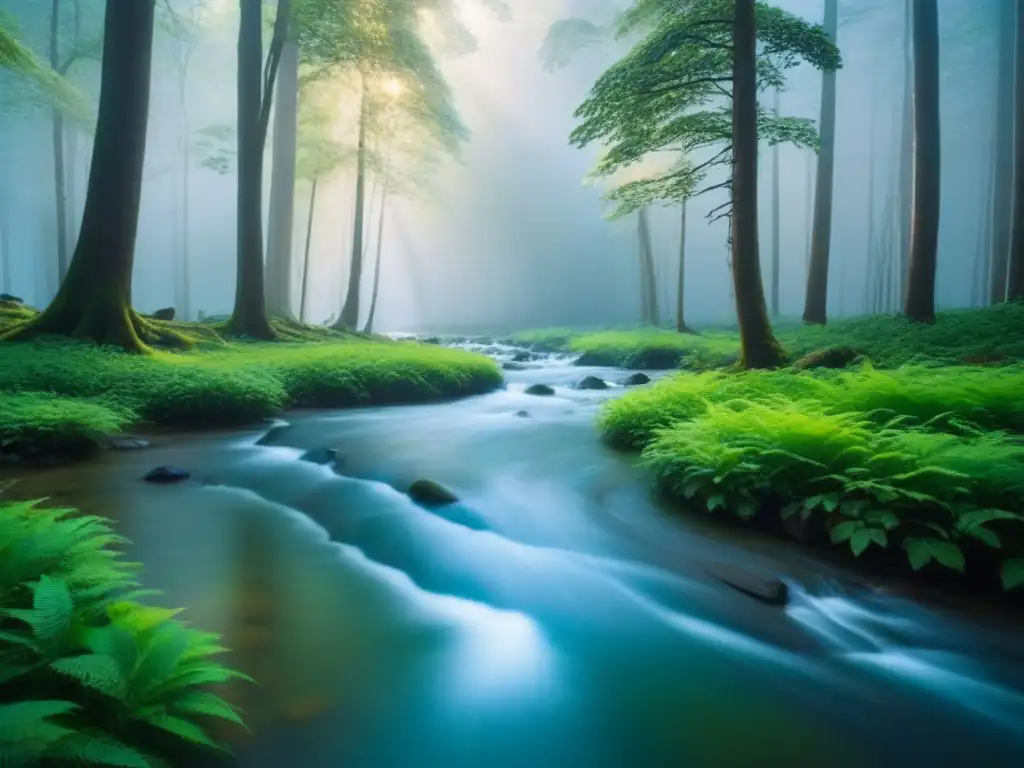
[64,0,82,247]
[802,0,838,325]
[228,0,279,339]
[770,88,781,317]
[904,0,941,322]
[3,0,161,351]
[990,0,1015,304]
[49,0,69,283]
[804,150,813,281]
[636,211,651,322]
[336,75,369,329]
[676,200,690,332]
[896,0,914,305]
[180,128,191,320]
[732,0,785,368]
[299,176,318,323]
[265,37,299,319]
[364,140,394,334]
[0,213,10,294]
[865,81,877,313]
[637,206,658,324]
[1007,0,1024,300]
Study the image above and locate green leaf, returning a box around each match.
[780,502,801,520]
[0,700,79,742]
[821,495,839,513]
[904,538,965,573]
[1001,559,1024,591]
[26,576,74,644]
[849,529,872,557]
[965,525,1001,549]
[48,731,153,767]
[930,542,965,572]
[170,691,247,728]
[706,495,725,513]
[51,654,128,699]
[830,520,861,544]
[868,528,888,548]
[142,713,223,750]
[904,538,934,571]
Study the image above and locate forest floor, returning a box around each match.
[509,302,1024,594]
[0,306,501,463]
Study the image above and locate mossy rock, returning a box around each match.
[524,383,555,396]
[575,375,609,390]
[408,479,458,506]
[624,347,684,370]
[792,346,862,370]
[574,351,620,367]
[622,372,651,386]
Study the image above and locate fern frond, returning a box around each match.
[51,654,128,700]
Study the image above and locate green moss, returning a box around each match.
[0,392,135,459]
[0,334,502,458]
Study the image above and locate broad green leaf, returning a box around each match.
[1001,559,1024,591]
[830,520,861,544]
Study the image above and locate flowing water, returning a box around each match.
[5,344,1024,766]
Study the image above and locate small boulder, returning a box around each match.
[574,351,619,367]
[792,346,860,370]
[575,375,609,390]
[143,466,190,484]
[706,563,789,606]
[524,383,555,396]
[109,437,150,450]
[512,350,533,362]
[421,336,441,344]
[625,347,683,370]
[515,410,530,418]
[622,372,651,386]
[151,307,176,321]
[408,479,459,506]
[502,361,527,371]
[299,447,336,465]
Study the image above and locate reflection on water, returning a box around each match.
[5,352,1024,766]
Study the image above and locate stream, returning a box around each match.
[5,343,1024,766]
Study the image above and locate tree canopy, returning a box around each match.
[569,0,841,220]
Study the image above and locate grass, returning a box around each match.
[0,331,502,460]
[510,301,1024,369]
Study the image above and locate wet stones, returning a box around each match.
[524,383,555,396]
[706,562,789,606]
[408,479,459,506]
[143,465,190,483]
[503,361,528,371]
[512,350,534,362]
[622,372,651,386]
[575,375,609,390]
[150,307,176,321]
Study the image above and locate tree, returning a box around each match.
[903,0,940,322]
[895,0,912,307]
[568,0,840,367]
[1,0,176,351]
[1007,0,1024,301]
[227,0,290,339]
[990,1,1014,304]
[801,0,838,325]
[770,87,780,317]
[676,201,690,331]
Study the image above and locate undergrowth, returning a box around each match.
[0,498,250,765]
[0,335,501,458]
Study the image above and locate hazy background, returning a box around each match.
[0,0,998,332]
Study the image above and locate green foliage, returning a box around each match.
[194,124,236,175]
[639,400,1024,587]
[568,0,841,217]
[0,333,501,458]
[0,499,249,765]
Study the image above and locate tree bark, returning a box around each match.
[637,206,659,324]
[637,211,651,322]
[990,0,1015,304]
[801,0,838,325]
[732,0,785,369]
[865,88,877,313]
[770,88,781,317]
[675,200,691,332]
[265,37,299,319]
[363,186,389,333]
[336,75,369,330]
[896,0,914,306]
[228,0,277,339]
[1007,0,1024,301]
[903,0,941,322]
[49,0,69,283]
[0,212,10,294]
[299,176,318,323]
[2,0,164,351]
[804,150,813,279]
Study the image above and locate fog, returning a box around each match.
[0,0,999,333]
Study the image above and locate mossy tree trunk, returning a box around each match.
[227,0,289,339]
[731,0,785,370]
[265,37,299,319]
[336,74,369,330]
[1007,0,1024,301]
[2,0,167,352]
[903,0,941,323]
[990,0,1015,304]
[801,0,837,325]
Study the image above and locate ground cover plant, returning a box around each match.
[0,325,502,460]
[0,497,250,765]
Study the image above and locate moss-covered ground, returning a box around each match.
[567,304,1024,593]
[0,308,502,461]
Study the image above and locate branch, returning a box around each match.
[643,75,732,96]
[689,145,732,177]
[260,0,292,146]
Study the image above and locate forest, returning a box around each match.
[1,0,1023,766]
